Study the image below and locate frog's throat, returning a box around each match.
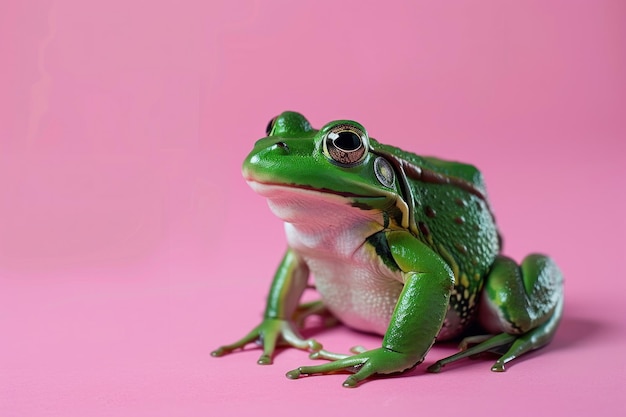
[370,147,490,238]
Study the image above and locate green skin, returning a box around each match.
[212,111,564,388]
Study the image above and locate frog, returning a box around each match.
[212,111,564,388]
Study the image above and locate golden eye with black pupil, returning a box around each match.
[265,117,277,136]
[323,124,368,166]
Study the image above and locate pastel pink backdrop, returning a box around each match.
[1,1,624,416]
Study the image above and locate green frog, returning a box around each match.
[212,111,563,387]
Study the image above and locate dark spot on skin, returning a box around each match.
[455,242,468,254]
[351,202,373,210]
[366,232,399,271]
[383,212,390,229]
[391,209,404,227]
[473,224,480,231]
[418,221,431,237]
[454,216,465,224]
[275,141,289,152]
[455,198,467,207]
[424,206,437,218]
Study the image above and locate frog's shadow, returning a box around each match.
[293,315,605,386]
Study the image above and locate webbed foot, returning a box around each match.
[286,347,419,388]
[211,318,322,365]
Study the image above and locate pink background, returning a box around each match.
[1,0,625,415]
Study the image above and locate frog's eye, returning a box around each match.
[323,125,368,166]
[265,117,277,136]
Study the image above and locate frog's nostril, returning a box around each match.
[275,142,289,153]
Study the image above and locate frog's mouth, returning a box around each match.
[247,180,398,226]
[248,179,400,216]
[246,180,386,201]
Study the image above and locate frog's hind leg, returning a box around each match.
[489,295,563,371]
[428,254,563,373]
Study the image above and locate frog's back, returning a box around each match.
[382,143,486,190]
[371,140,500,336]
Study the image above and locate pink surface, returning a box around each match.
[1,0,625,416]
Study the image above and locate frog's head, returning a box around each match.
[242,111,409,228]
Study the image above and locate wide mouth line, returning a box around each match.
[247,180,387,200]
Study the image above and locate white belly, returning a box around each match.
[253,181,406,336]
[285,222,404,336]
[307,255,404,335]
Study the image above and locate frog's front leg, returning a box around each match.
[428,254,563,373]
[286,231,455,387]
[211,249,322,364]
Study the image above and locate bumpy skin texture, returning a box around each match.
[212,111,564,387]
